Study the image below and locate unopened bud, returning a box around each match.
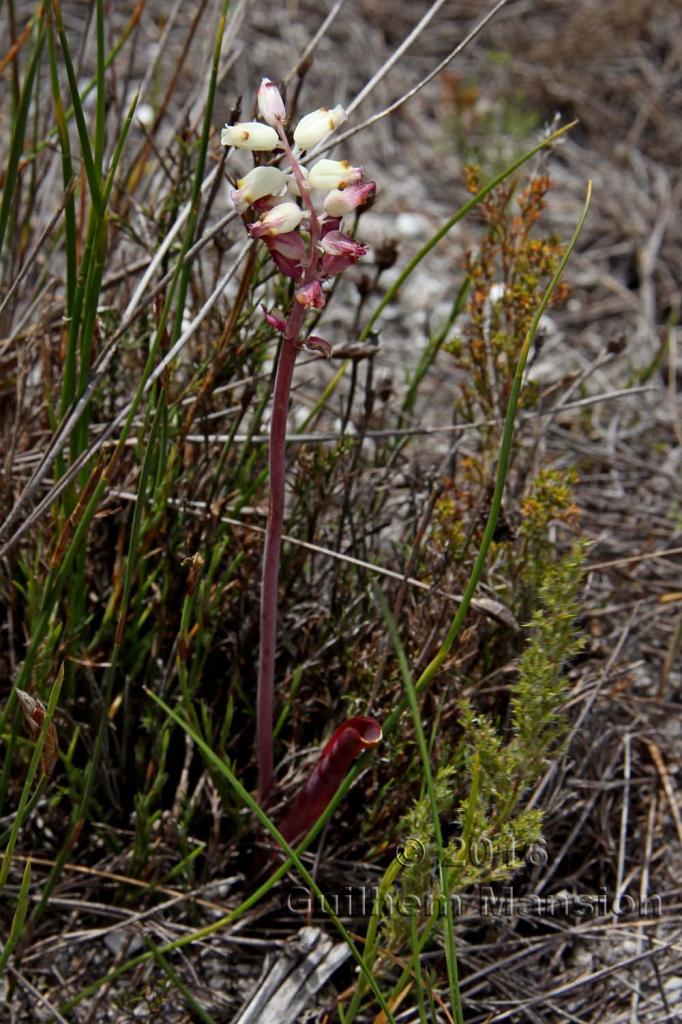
[257,78,286,126]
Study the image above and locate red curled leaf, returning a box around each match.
[278,716,382,843]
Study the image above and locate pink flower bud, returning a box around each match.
[257,78,286,126]
[304,336,333,357]
[261,305,288,334]
[248,201,306,237]
[221,121,279,151]
[319,230,369,277]
[319,230,368,259]
[308,159,363,192]
[293,105,346,150]
[323,181,376,218]
[295,281,326,309]
[230,166,286,212]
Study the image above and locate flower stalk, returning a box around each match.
[257,305,304,799]
[221,79,377,802]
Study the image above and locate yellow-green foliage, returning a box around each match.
[384,542,585,948]
[518,467,579,595]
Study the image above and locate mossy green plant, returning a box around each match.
[382,541,586,953]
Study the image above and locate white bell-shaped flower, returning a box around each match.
[293,105,346,150]
[249,201,307,237]
[230,167,286,212]
[221,121,279,151]
[308,159,362,192]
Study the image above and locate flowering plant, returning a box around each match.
[222,79,375,355]
[221,80,380,813]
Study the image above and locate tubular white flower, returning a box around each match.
[257,78,286,126]
[231,166,286,211]
[250,201,306,237]
[221,121,279,151]
[323,181,376,217]
[293,105,346,150]
[308,159,362,192]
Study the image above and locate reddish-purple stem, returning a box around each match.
[257,305,304,801]
[257,125,322,801]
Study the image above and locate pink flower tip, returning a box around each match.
[323,181,376,218]
[320,230,368,259]
[258,78,286,127]
[261,305,288,334]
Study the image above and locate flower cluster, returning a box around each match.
[221,79,375,340]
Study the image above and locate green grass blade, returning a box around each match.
[50,0,102,211]
[94,0,106,175]
[46,11,76,338]
[0,15,45,259]
[142,936,218,1024]
[69,90,138,460]
[0,857,32,973]
[0,668,64,892]
[375,588,463,1024]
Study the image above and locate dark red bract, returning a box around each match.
[278,716,382,843]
